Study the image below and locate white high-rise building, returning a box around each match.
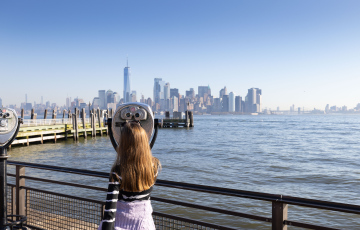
[123,60,131,103]
[164,83,170,110]
[229,92,235,112]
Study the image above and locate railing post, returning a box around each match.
[272,201,288,230]
[16,165,26,217]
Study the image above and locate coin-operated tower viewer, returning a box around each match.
[0,108,24,230]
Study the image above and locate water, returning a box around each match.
[7,115,360,229]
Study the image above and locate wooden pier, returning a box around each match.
[159,111,194,128]
[11,108,111,147]
[9,108,194,146]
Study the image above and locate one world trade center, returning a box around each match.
[123,60,131,103]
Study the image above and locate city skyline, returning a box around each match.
[1,1,359,109]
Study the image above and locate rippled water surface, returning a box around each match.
[7,115,360,229]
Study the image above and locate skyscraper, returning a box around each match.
[0,98,2,107]
[92,97,100,109]
[235,96,242,112]
[130,91,137,102]
[98,90,106,109]
[113,92,120,104]
[123,61,131,103]
[153,78,165,105]
[106,90,114,104]
[229,92,235,112]
[164,83,170,110]
[222,95,229,112]
[198,86,211,98]
[219,86,228,98]
[170,88,179,99]
[66,97,70,108]
[246,88,262,113]
[185,88,195,98]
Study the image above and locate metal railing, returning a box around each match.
[21,118,93,127]
[6,161,360,230]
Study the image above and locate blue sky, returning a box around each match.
[1,0,359,110]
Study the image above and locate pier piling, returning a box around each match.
[82,108,87,138]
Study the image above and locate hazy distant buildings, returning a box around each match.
[106,90,114,104]
[0,98,2,107]
[153,78,164,104]
[124,62,131,103]
[171,96,178,112]
[98,90,106,109]
[130,91,137,102]
[25,103,32,111]
[229,92,235,112]
[170,88,179,98]
[164,83,170,110]
[113,92,120,104]
[222,95,229,112]
[198,86,211,98]
[66,97,70,108]
[325,104,330,113]
[219,87,227,98]
[92,97,100,109]
[186,88,195,99]
[245,88,262,113]
[235,96,242,112]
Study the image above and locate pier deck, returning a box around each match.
[12,122,107,146]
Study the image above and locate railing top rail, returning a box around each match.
[7,160,360,215]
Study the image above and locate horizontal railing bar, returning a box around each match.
[281,195,360,215]
[21,186,104,205]
[284,220,340,230]
[153,211,237,230]
[156,179,281,201]
[22,224,46,230]
[7,161,360,215]
[155,180,360,214]
[8,161,109,178]
[21,175,107,191]
[152,196,271,223]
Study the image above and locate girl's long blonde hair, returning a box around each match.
[111,122,160,192]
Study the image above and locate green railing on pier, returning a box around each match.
[6,161,360,230]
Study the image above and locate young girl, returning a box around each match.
[99,122,161,230]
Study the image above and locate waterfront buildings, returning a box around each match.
[123,63,131,103]
[198,86,211,98]
[98,90,106,109]
[245,88,262,113]
[186,88,195,99]
[219,87,227,99]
